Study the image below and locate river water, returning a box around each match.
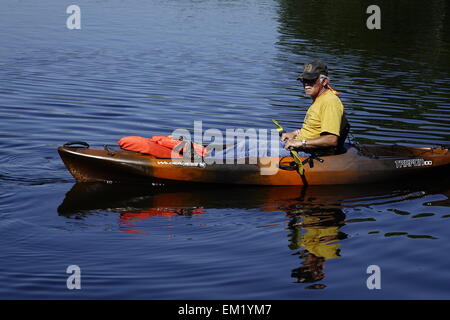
[0,0,449,299]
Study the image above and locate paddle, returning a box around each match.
[271,119,305,175]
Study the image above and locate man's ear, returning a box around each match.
[321,77,329,86]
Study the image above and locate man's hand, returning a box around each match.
[284,138,303,150]
[281,131,297,142]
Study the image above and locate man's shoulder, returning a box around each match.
[321,90,343,102]
[318,90,344,109]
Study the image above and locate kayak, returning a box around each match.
[57,142,450,185]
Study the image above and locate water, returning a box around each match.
[0,0,449,299]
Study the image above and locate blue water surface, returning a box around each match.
[0,0,449,299]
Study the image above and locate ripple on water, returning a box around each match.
[0,149,71,187]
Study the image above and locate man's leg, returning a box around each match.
[208,139,310,160]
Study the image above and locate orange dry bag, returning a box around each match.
[117,136,208,158]
[117,136,182,158]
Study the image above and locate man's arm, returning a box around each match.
[284,132,338,150]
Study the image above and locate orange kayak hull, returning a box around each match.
[58,144,450,186]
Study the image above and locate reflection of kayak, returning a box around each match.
[57,143,450,185]
[57,182,307,216]
[58,181,448,217]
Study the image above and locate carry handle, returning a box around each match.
[63,141,90,148]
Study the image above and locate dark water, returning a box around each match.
[1,0,449,299]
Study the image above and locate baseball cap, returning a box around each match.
[297,61,328,81]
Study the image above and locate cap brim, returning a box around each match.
[297,73,319,81]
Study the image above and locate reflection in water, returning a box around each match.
[291,210,346,257]
[283,196,347,288]
[118,208,204,235]
[58,181,447,287]
[276,0,449,63]
[425,190,450,208]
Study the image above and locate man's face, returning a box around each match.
[302,77,323,97]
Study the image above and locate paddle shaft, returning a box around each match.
[271,119,305,175]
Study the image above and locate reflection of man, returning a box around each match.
[282,61,349,154]
[297,215,342,260]
[288,208,346,260]
[286,205,347,285]
[291,251,325,284]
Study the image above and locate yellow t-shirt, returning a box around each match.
[296,90,346,140]
[300,224,341,260]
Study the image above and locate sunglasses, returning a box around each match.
[300,77,319,86]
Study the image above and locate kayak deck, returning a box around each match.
[57,143,450,186]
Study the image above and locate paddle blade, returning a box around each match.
[291,150,305,176]
[271,119,283,132]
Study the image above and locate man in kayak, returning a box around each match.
[282,60,348,154]
[210,60,348,160]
